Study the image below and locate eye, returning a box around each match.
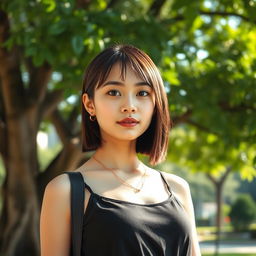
[107,90,121,96]
[137,91,149,97]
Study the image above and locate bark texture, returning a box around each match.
[0,9,84,256]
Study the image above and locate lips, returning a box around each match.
[117,117,139,127]
[118,117,139,123]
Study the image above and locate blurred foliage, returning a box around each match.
[237,175,256,201]
[168,127,256,180]
[37,144,62,171]
[1,0,255,179]
[230,194,256,231]
[160,161,239,203]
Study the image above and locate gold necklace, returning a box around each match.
[92,155,147,193]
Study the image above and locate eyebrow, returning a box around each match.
[102,80,151,87]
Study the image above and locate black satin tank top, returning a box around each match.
[81,171,192,255]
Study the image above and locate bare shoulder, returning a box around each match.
[45,172,71,196]
[157,171,192,210]
[160,171,190,195]
[40,173,72,256]
[43,174,71,217]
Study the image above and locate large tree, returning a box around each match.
[0,1,169,255]
[162,2,256,253]
[1,0,256,255]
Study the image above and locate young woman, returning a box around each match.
[40,44,201,256]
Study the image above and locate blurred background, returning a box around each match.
[0,0,256,256]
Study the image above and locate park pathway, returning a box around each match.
[200,240,256,254]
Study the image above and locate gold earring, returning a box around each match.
[89,115,96,121]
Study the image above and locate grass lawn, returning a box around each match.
[203,254,256,256]
[197,223,256,242]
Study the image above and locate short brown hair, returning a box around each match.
[81,44,172,165]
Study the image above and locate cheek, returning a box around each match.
[144,100,155,117]
[94,98,117,119]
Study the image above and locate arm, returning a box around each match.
[164,173,201,256]
[40,174,71,256]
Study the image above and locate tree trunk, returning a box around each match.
[0,114,40,256]
[0,108,84,255]
[37,141,86,207]
[0,9,62,255]
[214,182,222,256]
[207,166,232,256]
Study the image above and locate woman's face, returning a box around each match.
[83,63,155,143]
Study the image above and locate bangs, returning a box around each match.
[95,49,154,89]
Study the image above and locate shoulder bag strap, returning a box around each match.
[64,171,85,256]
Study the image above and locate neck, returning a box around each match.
[93,140,141,173]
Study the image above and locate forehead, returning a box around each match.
[106,63,143,81]
[96,61,151,89]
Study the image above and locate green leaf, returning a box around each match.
[33,51,45,67]
[25,46,37,57]
[163,70,180,86]
[49,22,66,35]
[172,0,190,10]
[183,3,199,27]
[2,37,15,50]
[253,156,256,169]
[71,36,84,55]
[189,16,203,33]
[42,0,56,12]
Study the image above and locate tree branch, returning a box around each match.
[37,138,84,204]
[163,10,254,25]
[40,89,63,120]
[172,109,192,125]
[206,173,217,186]
[26,59,52,103]
[207,165,232,185]
[172,109,220,135]
[68,103,80,132]
[107,0,119,9]
[149,0,166,17]
[219,165,232,185]
[48,110,70,145]
[219,101,256,112]
[199,10,252,23]
[76,0,92,9]
[0,9,25,115]
[186,119,220,136]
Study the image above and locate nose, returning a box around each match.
[121,95,137,114]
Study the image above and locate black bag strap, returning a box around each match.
[64,171,85,256]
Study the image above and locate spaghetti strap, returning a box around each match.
[84,183,94,194]
[76,172,94,194]
[64,171,94,194]
[63,171,84,256]
[158,171,172,196]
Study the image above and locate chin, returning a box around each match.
[116,134,139,141]
[101,126,146,141]
[100,132,135,142]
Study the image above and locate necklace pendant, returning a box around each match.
[92,155,147,194]
[134,188,140,193]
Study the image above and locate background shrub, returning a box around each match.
[230,194,256,231]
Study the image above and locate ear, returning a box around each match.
[82,93,95,115]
